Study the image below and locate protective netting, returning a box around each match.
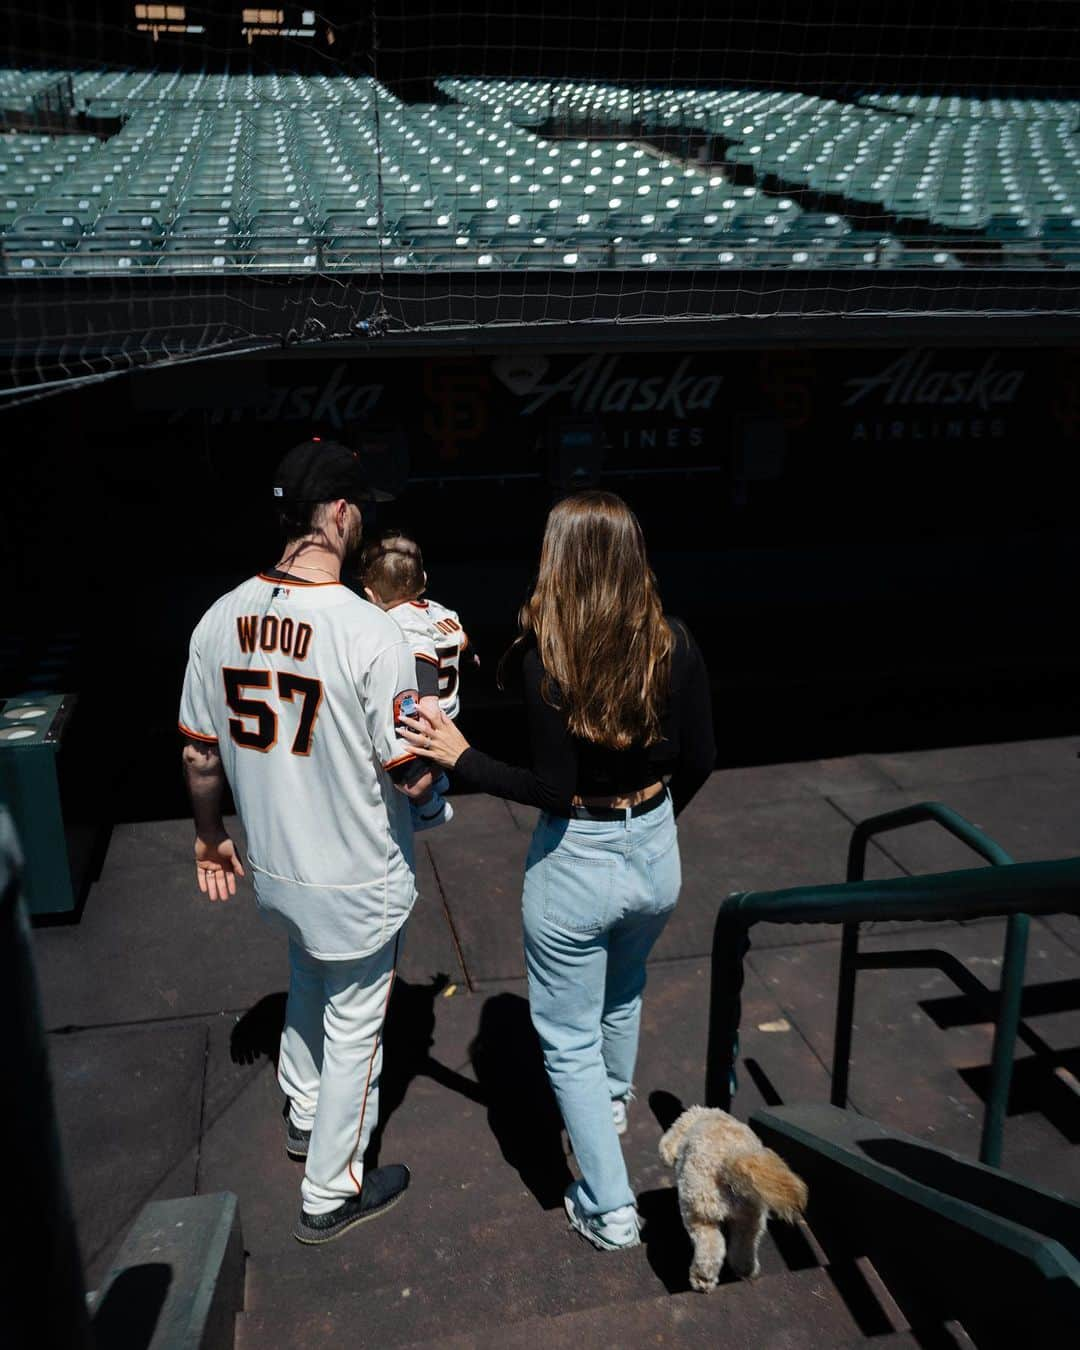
[1,3,1078,404]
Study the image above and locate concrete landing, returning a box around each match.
[31,735,1080,1344]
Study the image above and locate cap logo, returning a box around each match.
[273,486,284,497]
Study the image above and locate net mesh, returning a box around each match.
[1,3,1078,404]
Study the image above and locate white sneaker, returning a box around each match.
[611,1099,628,1136]
[412,796,454,833]
[564,1188,642,1251]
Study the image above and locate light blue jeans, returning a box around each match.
[522,792,681,1216]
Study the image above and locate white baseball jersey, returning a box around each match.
[179,572,421,960]
[386,598,469,721]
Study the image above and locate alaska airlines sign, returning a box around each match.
[510,353,724,419]
[193,361,385,427]
[841,349,1026,443]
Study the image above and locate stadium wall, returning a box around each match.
[3,339,1079,812]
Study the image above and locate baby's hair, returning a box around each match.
[359,529,425,603]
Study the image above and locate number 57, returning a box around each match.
[223,668,324,756]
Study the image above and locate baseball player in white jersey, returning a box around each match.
[359,530,474,831]
[179,439,435,1245]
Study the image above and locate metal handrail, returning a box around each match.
[846,801,1014,877]
[835,802,1022,1166]
[706,830,1080,1168]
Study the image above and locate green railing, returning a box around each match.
[705,804,1080,1168]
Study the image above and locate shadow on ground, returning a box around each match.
[231,992,287,1069]
[469,991,574,1209]
[367,975,485,1168]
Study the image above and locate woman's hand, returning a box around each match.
[399,706,471,769]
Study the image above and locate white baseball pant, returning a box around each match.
[277,928,403,1215]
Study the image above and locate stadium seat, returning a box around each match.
[61,243,153,274]
[324,247,414,271]
[158,237,248,273]
[92,211,165,241]
[169,212,243,238]
[513,246,611,268]
[249,210,316,237]
[1,244,61,272]
[609,246,676,268]
[8,212,83,246]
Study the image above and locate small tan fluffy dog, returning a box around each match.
[659,1106,808,1292]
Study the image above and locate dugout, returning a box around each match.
[3,329,1080,819]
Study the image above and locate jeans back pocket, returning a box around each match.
[542,849,617,935]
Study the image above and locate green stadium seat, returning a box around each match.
[249,210,315,237]
[669,248,756,268]
[170,212,243,237]
[609,246,675,267]
[324,247,414,271]
[785,213,852,241]
[2,245,61,272]
[159,238,248,273]
[92,211,165,241]
[890,247,964,269]
[9,212,82,246]
[512,246,608,268]
[420,250,509,269]
[61,244,153,274]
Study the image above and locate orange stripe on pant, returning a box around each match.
[348,931,400,1193]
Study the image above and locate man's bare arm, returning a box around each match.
[182,740,245,900]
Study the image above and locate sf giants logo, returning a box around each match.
[423,360,491,460]
[758,352,815,430]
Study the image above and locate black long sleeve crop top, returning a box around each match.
[453,618,715,817]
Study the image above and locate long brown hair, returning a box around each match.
[512,491,673,749]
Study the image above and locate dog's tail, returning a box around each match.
[723,1149,808,1222]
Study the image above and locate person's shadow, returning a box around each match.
[230,992,288,1069]
[229,978,485,1169]
[366,973,485,1168]
[468,991,573,1209]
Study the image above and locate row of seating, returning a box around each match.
[2,67,1076,276]
[439,78,1080,246]
[2,83,798,249]
[858,92,1080,121]
[1,237,964,275]
[1,67,377,116]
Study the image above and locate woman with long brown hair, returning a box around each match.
[400,491,715,1250]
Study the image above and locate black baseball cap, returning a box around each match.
[272,438,391,506]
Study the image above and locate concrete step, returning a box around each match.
[837,1337,924,1349]
[238,1266,864,1350]
[838,1332,976,1350]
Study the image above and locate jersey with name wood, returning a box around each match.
[178,573,420,961]
[387,598,469,721]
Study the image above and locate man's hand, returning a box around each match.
[195,833,245,902]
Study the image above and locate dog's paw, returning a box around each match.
[689,1268,718,1293]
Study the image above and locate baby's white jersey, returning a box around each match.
[179,572,420,960]
[386,597,469,721]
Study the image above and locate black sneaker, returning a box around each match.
[286,1119,311,1161]
[283,1101,311,1161]
[293,1164,411,1245]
